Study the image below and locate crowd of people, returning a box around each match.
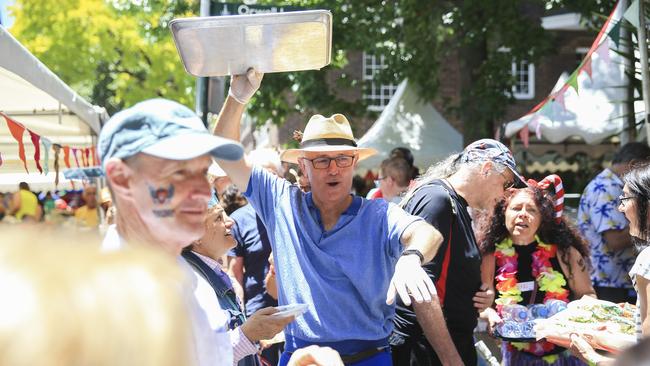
[5,66,650,366]
[0,182,111,228]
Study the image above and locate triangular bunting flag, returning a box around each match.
[4,115,29,173]
[80,148,87,167]
[63,146,71,169]
[567,72,579,93]
[72,148,81,168]
[29,131,43,174]
[53,144,61,187]
[529,114,543,139]
[519,124,530,148]
[624,0,640,29]
[84,148,91,167]
[554,91,566,111]
[91,146,98,166]
[582,57,593,80]
[41,138,52,175]
[596,38,611,65]
[609,20,621,48]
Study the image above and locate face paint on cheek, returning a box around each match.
[147,183,175,218]
[148,183,175,204]
[152,209,174,218]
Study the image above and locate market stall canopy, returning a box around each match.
[0,26,107,186]
[356,79,463,171]
[504,1,641,145]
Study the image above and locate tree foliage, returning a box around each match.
[9,0,197,115]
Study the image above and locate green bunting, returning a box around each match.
[567,72,579,93]
[609,21,621,48]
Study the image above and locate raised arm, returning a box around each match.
[213,69,263,192]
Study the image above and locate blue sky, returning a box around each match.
[0,0,15,27]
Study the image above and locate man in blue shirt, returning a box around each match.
[214,69,444,366]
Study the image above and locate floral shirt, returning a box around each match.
[578,168,635,288]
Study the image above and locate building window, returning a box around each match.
[362,53,398,111]
[511,60,535,100]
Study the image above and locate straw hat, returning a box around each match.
[280,114,377,164]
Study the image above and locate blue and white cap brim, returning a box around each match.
[141,132,243,161]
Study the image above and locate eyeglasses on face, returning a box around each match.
[374,176,388,187]
[303,155,356,169]
[618,195,636,206]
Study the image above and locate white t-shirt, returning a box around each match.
[629,245,650,340]
[102,225,233,366]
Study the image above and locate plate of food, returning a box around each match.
[534,296,636,354]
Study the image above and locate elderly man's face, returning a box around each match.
[127,154,212,247]
[299,150,357,204]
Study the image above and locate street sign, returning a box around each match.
[210,2,304,16]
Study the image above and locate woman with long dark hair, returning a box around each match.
[480,175,595,365]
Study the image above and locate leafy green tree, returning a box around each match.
[9,0,197,115]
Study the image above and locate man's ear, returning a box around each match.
[480,160,493,176]
[104,158,133,199]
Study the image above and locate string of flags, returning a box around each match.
[509,0,627,147]
[0,112,98,185]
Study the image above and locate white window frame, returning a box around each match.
[362,52,398,111]
[511,60,535,100]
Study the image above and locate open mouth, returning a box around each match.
[515,222,529,229]
[326,182,340,187]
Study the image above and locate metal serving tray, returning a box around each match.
[170,10,332,77]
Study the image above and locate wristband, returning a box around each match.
[401,249,424,264]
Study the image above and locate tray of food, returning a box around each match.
[170,10,332,77]
[534,296,636,354]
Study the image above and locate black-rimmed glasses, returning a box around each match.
[302,155,356,169]
[619,195,636,206]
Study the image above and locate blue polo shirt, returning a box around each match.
[244,166,422,345]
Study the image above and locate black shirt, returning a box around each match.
[392,180,482,342]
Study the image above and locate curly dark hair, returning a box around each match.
[479,186,591,278]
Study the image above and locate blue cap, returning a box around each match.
[98,99,243,167]
[461,138,526,188]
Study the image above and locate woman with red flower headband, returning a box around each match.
[479,175,595,365]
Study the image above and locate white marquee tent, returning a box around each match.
[0,26,108,190]
[356,79,463,171]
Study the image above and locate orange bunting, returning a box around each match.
[63,146,71,169]
[29,131,43,174]
[4,114,28,173]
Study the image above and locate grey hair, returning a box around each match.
[398,152,508,208]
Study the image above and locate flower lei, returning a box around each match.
[494,236,570,362]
